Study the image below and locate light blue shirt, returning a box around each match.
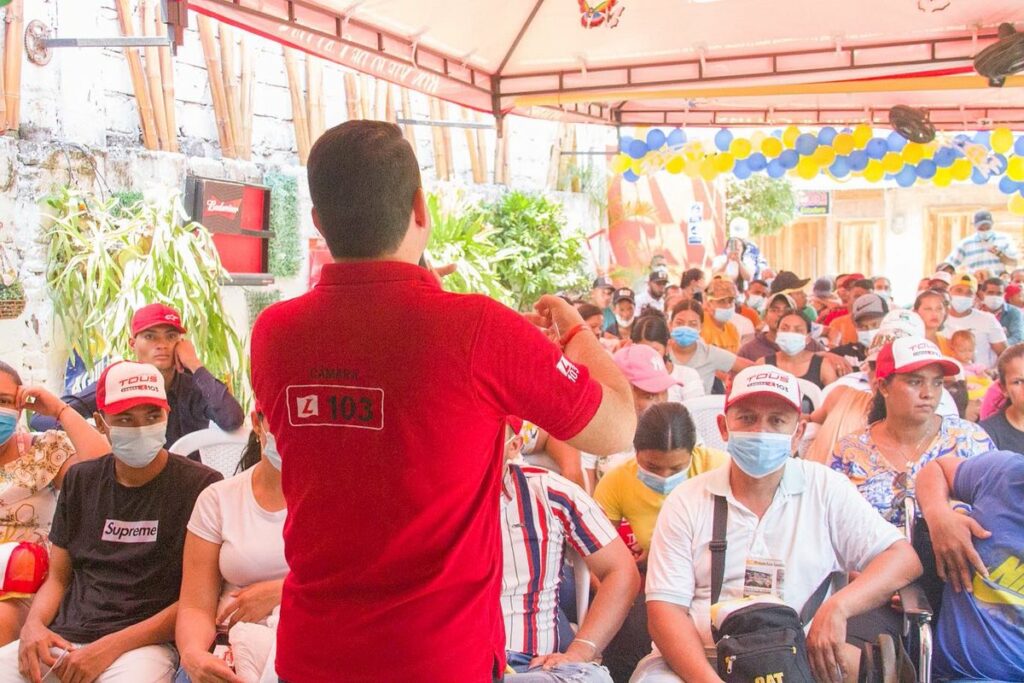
[946,231,1018,274]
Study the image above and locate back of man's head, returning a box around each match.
[307,121,422,259]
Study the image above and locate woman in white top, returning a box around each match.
[176,410,287,683]
[0,360,110,644]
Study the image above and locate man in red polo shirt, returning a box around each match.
[250,121,635,683]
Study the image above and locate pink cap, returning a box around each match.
[613,345,681,394]
[96,361,170,414]
[726,365,802,412]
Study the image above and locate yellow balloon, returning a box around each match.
[882,152,903,174]
[863,160,884,182]
[665,155,685,174]
[700,158,718,181]
[813,146,836,166]
[750,131,767,148]
[1007,156,1024,182]
[951,158,972,181]
[783,125,801,149]
[992,128,1014,154]
[684,159,702,177]
[1009,193,1024,216]
[630,158,646,176]
[730,138,752,159]
[903,142,925,165]
[611,154,631,174]
[796,157,818,180]
[933,167,952,187]
[761,137,783,158]
[712,153,735,173]
[832,134,854,155]
[852,124,873,149]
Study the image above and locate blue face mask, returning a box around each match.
[713,307,735,324]
[636,464,688,495]
[775,331,806,357]
[263,432,282,471]
[726,431,794,479]
[671,326,701,347]
[0,408,17,447]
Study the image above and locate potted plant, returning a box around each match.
[0,243,24,320]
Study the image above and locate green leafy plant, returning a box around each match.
[483,191,590,311]
[265,172,300,278]
[43,186,247,399]
[0,281,23,301]
[726,175,798,236]
[244,288,282,326]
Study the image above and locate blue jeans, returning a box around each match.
[506,652,613,682]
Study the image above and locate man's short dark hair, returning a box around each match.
[851,278,874,291]
[983,277,1005,291]
[307,121,422,259]
[749,279,768,288]
[680,268,704,289]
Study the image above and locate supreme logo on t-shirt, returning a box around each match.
[286,384,385,430]
[102,519,159,543]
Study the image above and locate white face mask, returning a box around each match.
[984,295,1004,311]
[108,422,167,469]
[775,331,806,357]
[857,329,878,348]
[950,296,974,314]
[746,294,765,311]
[615,314,635,328]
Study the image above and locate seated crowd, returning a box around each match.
[0,208,1023,682]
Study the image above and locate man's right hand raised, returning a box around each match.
[527,295,586,345]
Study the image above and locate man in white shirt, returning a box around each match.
[635,268,670,315]
[632,366,922,683]
[941,273,1007,369]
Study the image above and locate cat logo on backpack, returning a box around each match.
[754,674,785,683]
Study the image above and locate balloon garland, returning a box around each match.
[611,125,1024,215]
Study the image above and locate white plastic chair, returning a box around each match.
[169,421,251,478]
[567,547,590,628]
[797,379,823,414]
[682,395,727,451]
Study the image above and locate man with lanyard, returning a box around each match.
[591,276,617,333]
[30,304,244,449]
[945,210,1018,276]
[978,277,1024,345]
[635,268,670,315]
[250,121,635,683]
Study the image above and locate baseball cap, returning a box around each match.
[649,267,670,283]
[0,542,48,597]
[865,310,926,362]
[974,210,994,227]
[613,287,635,305]
[812,276,834,297]
[131,303,187,336]
[96,361,170,414]
[1006,283,1022,300]
[951,273,978,291]
[851,293,889,323]
[837,273,866,288]
[767,292,797,311]
[769,270,811,295]
[874,337,960,382]
[929,272,952,286]
[613,345,681,394]
[725,365,802,412]
[592,276,614,291]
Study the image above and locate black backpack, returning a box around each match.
[710,495,833,683]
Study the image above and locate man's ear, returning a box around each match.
[128,336,136,351]
[716,413,729,443]
[93,412,109,438]
[412,187,429,229]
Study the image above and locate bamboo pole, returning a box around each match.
[474,111,489,183]
[154,1,178,152]
[114,0,158,149]
[239,34,253,158]
[196,15,236,158]
[399,87,416,148]
[428,98,447,180]
[0,6,8,133]
[463,108,483,183]
[343,72,360,121]
[219,25,243,158]
[306,56,324,143]
[494,117,510,185]
[360,74,374,120]
[142,0,169,150]
[2,0,22,132]
[438,100,452,180]
[375,79,388,122]
[283,48,311,164]
[547,122,567,189]
[385,83,396,124]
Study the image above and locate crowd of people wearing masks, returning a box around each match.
[0,120,1020,683]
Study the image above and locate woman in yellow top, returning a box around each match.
[700,278,741,353]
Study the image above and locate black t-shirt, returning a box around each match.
[831,342,868,363]
[979,411,1024,454]
[48,453,222,643]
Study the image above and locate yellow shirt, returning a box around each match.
[593,446,729,551]
[701,319,740,353]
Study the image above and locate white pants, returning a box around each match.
[0,640,176,683]
[629,654,684,683]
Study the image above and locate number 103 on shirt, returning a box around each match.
[286,384,385,430]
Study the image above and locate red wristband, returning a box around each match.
[559,323,588,349]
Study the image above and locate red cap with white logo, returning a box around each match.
[0,542,48,597]
[96,361,170,414]
[131,303,187,336]
[874,337,960,382]
[726,365,802,412]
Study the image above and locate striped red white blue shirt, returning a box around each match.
[500,464,618,657]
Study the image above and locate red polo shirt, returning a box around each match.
[251,261,603,682]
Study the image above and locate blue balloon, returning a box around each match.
[818,127,837,146]
[715,129,734,152]
[866,138,887,159]
[935,147,956,168]
[628,139,649,160]
[840,127,853,134]
[886,131,907,152]
[895,165,917,188]
[993,154,1009,174]
[766,159,786,178]
[646,129,667,150]
[1015,135,1024,156]
[771,129,783,139]
[619,136,634,154]
[999,176,1020,195]
[849,150,869,171]
[916,159,937,179]
[779,149,799,169]
[795,133,818,156]
[623,169,640,183]
[829,157,850,177]
[971,168,990,185]
[973,131,990,147]
[667,128,686,149]
[954,133,970,146]
[734,159,752,180]
[747,153,767,172]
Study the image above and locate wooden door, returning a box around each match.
[757,218,826,279]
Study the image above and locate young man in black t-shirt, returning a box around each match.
[0,361,221,683]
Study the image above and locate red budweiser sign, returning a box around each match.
[185,176,272,279]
